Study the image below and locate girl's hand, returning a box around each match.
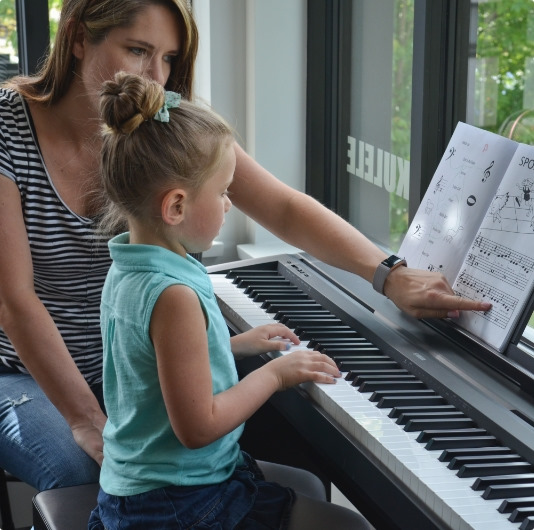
[267,349,341,390]
[230,323,300,359]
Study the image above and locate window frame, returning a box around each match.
[306,0,534,392]
[15,0,50,75]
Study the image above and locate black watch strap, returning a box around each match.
[372,255,407,295]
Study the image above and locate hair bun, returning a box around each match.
[100,72,165,134]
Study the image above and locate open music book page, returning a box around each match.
[399,121,534,351]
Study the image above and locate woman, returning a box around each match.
[0,0,490,491]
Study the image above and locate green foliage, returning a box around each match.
[476,0,534,135]
[0,0,18,54]
[389,0,414,250]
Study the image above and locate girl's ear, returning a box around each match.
[72,21,87,60]
[161,189,187,225]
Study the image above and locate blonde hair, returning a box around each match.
[99,72,233,234]
[7,0,198,104]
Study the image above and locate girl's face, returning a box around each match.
[179,143,236,254]
[75,4,181,104]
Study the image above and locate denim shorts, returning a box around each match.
[88,452,295,529]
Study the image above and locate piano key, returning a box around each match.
[262,302,325,312]
[474,474,534,490]
[358,380,428,392]
[389,404,459,419]
[339,360,401,371]
[252,292,310,302]
[236,278,293,287]
[482,483,534,500]
[346,368,410,381]
[426,435,498,451]
[449,453,523,470]
[277,310,333,320]
[417,428,488,444]
[404,417,475,432]
[439,446,516,462]
[458,461,533,478]
[510,507,534,523]
[323,347,382,355]
[397,410,467,425]
[499,497,534,513]
[521,516,534,530]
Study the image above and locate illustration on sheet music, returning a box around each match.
[399,122,534,352]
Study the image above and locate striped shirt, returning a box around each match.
[0,88,111,385]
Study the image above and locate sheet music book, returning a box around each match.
[399,121,534,352]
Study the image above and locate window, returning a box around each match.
[307,0,534,380]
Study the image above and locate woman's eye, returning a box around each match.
[129,47,146,57]
[164,54,178,64]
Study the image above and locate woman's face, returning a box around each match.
[75,4,181,100]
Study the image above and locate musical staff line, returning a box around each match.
[455,271,518,329]
[469,234,534,290]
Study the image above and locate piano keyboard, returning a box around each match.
[211,267,534,530]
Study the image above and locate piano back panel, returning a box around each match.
[208,254,534,530]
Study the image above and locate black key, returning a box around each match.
[397,411,466,426]
[370,389,436,402]
[294,324,353,334]
[253,292,309,302]
[499,497,534,514]
[473,473,534,491]
[439,446,514,462]
[227,269,279,278]
[276,310,332,320]
[449,453,523,470]
[299,330,362,340]
[510,507,534,523]
[354,374,417,383]
[359,380,427,392]
[263,300,321,310]
[283,317,339,328]
[237,278,292,287]
[458,461,533,478]
[521,515,534,530]
[389,404,458,419]
[426,435,498,451]
[265,302,324,312]
[404,417,474,432]
[323,347,381,355]
[309,339,368,348]
[417,428,487,444]
[340,360,400,371]
[482,483,534,500]
[346,369,409,381]
[377,395,447,409]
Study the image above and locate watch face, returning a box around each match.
[383,255,402,268]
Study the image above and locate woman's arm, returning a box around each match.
[0,178,106,464]
[229,143,491,319]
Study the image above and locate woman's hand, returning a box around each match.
[71,411,107,466]
[230,323,300,359]
[384,266,492,319]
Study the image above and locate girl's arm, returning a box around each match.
[151,284,340,449]
[0,178,106,464]
[229,143,491,319]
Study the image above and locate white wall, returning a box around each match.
[194,0,307,264]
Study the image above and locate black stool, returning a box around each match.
[32,483,99,530]
[0,468,21,530]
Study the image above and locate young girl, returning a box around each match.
[88,72,371,529]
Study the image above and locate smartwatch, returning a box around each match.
[372,255,407,295]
